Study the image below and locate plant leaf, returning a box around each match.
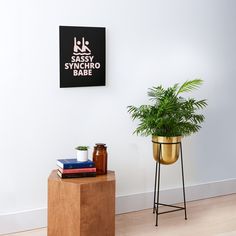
[177,79,203,95]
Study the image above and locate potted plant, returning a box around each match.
[75,146,89,162]
[127,79,207,164]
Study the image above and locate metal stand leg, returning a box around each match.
[155,144,161,226]
[153,161,158,213]
[180,142,187,220]
[153,141,187,226]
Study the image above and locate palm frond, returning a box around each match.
[177,79,203,95]
[148,86,165,101]
[193,99,208,109]
[127,79,207,137]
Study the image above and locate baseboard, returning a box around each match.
[116,178,236,214]
[0,208,47,235]
[1,178,236,235]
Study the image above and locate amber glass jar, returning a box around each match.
[93,143,107,175]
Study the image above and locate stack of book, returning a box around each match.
[56,159,96,179]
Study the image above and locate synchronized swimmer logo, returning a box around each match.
[64,37,101,77]
[73,37,91,56]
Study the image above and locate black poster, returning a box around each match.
[59,26,106,88]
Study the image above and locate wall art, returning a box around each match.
[59,26,106,88]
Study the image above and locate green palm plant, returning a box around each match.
[127,79,207,137]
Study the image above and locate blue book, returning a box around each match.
[57,159,95,169]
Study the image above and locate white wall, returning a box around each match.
[1,0,236,231]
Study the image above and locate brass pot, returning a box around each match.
[152,136,181,165]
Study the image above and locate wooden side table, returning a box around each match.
[48,170,115,236]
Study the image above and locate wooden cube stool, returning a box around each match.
[48,170,115,236]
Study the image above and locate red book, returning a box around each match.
[58,167,96,174]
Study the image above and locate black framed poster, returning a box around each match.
[59,26,106,88]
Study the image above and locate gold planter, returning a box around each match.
[152,136,181,165]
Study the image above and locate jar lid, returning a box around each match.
[95,143,106,146]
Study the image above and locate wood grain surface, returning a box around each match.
[48,170,115,236]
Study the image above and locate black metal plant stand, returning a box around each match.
[152,140,187,226]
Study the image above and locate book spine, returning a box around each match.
[57,171,96,179]
[58,167,96,174]
[57,162,95,169]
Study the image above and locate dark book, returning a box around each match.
[57,170,96,179]
[57,159,95,169]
